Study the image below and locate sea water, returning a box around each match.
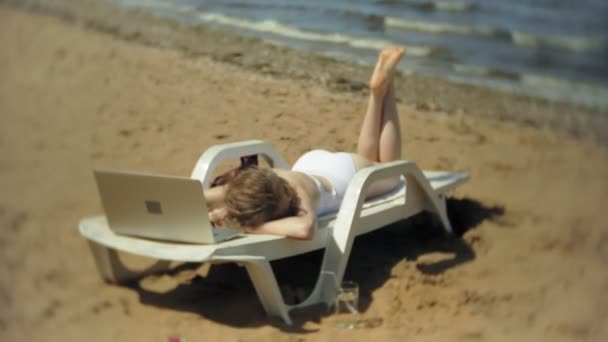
[113,0,608,111]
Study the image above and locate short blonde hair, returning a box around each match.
[224,169,300,228]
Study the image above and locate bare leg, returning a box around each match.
[356,86,384,162]
[357,46,405,163]
[379,81,401,163]
[353,47,405,198]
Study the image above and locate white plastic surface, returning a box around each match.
[79,140,469,324]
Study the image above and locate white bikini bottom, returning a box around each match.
[291,149,357,216]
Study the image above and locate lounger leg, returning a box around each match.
[296,207,360,312]
[243,260,292,325]
[434,195,453,234]
[87,241,171,284]
[296,270,337,310]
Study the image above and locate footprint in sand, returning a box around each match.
[213,133,230,140]
[118,129,133,137]
[90,300,113,315]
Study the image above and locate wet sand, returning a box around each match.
[1,3,608,342]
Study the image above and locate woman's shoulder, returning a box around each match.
[273,168,307,183]
[273,169,318,196]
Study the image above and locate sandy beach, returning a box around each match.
[1,2,608,341]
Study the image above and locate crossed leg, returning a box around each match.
[352,46,406,197]
[356,46,405,164]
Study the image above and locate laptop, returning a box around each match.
[93,169,241,244]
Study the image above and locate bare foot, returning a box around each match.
[370,46,406,97]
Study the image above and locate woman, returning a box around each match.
[205,46,406,240]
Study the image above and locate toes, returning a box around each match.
[370,46,406,94]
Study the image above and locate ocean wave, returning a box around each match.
[452,64,518,80]
[198,12,437,56]
[521,74,608,93]
[387,16,607,53]
[385,16,505,37]
[432,1,476,12]
[117,0,196,12]
[447,67,608,110]
[195,0,312,12]
[127,0,607,55]
[520,74,608,109]
[377,0,476,12]
[512,31,607,52]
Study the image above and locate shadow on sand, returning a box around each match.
[128,197,503,331]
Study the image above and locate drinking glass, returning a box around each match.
[334,281,359,329]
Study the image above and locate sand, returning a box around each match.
[1,4,608,342]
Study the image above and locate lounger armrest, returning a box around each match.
[191,140,290,188]
[327,160,450,279]
[343,160,449,227]
[346,160,430,202]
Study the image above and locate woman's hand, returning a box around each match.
[208,208,227,227]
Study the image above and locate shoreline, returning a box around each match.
[3,0,608,144]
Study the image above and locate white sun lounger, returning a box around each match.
[79,140,468,324]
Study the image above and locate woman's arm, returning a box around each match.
[246,210,317,240]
